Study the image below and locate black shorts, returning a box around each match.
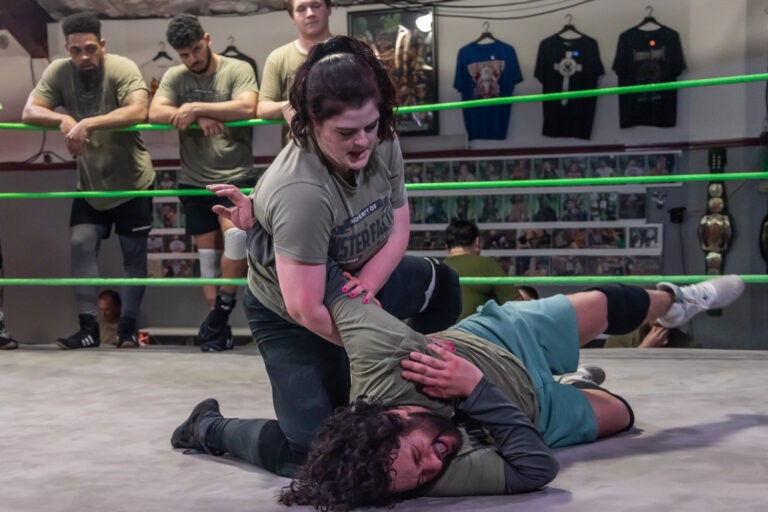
[179,178,256,236]
[70,196,153,238]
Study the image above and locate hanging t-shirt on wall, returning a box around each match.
[453,41,522,141]
[220,48,260,87]
[612,25,686,128]
[534,34,605,140]
[140,57,179,99]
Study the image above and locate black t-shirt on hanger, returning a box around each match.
[220,48,260,87]
[612,25,686,128]
[535,33,605,139]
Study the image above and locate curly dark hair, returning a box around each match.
[61,12,101,38]
[289,36,397,149]
[166,13,205,50]
[278,398,407,511]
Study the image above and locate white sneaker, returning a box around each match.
[559,365,606,386]
[656,275,745,328]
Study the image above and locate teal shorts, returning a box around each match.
[453,295,598,448]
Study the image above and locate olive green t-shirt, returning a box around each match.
[31,55,155,210]
[328,294,539,496]
[260,40,306,103]
[444,254,518,320]
[259,40,307,144]
[330,297,538,425]
[155,56,258,186]
[246,138,405,321]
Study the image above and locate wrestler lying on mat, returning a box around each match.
[173,272,744,510]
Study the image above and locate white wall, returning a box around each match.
[0,0,763,157]
[0,0,766,347]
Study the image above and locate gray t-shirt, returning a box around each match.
[246,137,406,320]
[155,56,258,186]
[31,55,155,210]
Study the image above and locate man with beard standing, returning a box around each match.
[149,15,258,352]
[23,12,155,349]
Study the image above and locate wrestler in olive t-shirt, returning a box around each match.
[155,56,258,187]
[326,283,556,497]
[247,137,405,321]
[31,55,155,211]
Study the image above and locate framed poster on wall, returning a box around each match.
[348,7,438,135]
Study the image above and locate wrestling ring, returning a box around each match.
[0,74,767,512]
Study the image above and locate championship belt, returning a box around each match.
[697,147,733,277]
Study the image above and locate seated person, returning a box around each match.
[604,320,698,348]
[443,219,517,320]
[171,275,743,508]
[97,290,122,345]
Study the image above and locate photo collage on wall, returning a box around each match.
[410,251,665,278]
[405,153,673,276]
[404,153,677,184]
[410,191,647,224]
[476,255,662,277]
[148,168,196,279]
[147,166,267,278]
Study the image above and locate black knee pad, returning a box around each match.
[587,283,650,335]
[424,258,462,326]
[568,381,635,432]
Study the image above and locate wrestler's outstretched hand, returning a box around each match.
[401,342,483,399]
[207,184,256,231]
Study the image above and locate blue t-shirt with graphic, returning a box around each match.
[454,41,523,141]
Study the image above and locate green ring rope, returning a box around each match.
[456,275,768,285]
[1,172,766,200]
[405,172,768,191]
[1,72,767,132]
[399,72,768,114]
[1,72,764,289]
[0,118,283,131]
[0,275,766,287]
